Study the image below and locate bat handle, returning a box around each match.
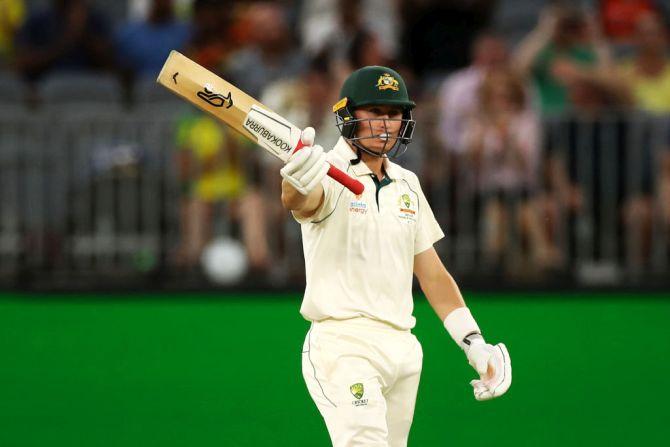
[292,140,364,195]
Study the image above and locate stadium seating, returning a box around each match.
[0,72,28,105]
[38,72,124,107]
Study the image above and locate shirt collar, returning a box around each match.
[332,137,398,180]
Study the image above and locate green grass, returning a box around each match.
[0,292,668,446]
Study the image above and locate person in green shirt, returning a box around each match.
[513,4,615,115]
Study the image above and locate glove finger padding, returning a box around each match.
[297,147,326,183]
[470,379,493,401]
[471,351,491,376]
[465,341,491,376]
[470,343,512,401]
[301,126,315,146]
[304,162,330,194]
[281,148,311,177]
[280,145,328,196]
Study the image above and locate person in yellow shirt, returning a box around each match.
[0,0,25,65]
[617,13,670,265]
[618,12,670,113]
[173,111,269,272]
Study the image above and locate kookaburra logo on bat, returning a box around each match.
[197,83,233,109]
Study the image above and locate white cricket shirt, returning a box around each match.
[293,137,444,330]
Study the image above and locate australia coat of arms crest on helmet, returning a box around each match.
[376,73,399,91]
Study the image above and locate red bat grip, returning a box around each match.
[292,140,364,195]
[292,139,307,153]
[326,164,365,195]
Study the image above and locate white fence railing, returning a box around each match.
[0,106,668,288]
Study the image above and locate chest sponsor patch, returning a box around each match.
[349,199,368,215]
[397,193,417,221]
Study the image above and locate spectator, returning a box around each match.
[347,29,391,69]
[261,53,341,151]
[618,12,670,113]
[661,141,670,232]
[599,0,658,44]
[0,0,25,67]
[460,68,559,270]
[299,0,399,61]
[223,2,305,98]
[437,31,509,153]
[513,3,615,115]
[544,78,653,266]
[172,112,270,272]
[127,0,192,21]
[14,0,114,81]
[115,0,190,79]
[429,32,509,261]
[300,0,394,87]
[324,27,394,87]
[183,0,234,71]
[251,54,340,276]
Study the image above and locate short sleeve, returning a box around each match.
[412,175,444,254]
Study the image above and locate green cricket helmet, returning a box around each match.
[333,66,416,159]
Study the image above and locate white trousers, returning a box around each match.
[302,318,423,447]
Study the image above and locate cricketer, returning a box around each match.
[280,66,512,447]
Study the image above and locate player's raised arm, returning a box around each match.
[280,127,328,219]
[414,247,512,401]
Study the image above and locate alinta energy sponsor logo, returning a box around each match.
[197,83,233,109]
[349,199,368,215]
[350,383,368,407]
[244,118,292,153]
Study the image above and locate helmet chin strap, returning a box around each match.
[349,130,401,160]
[351,140,386,159]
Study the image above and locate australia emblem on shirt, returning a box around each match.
[397,193,417,221]
[350,382,368,407]
[349,199,368,215]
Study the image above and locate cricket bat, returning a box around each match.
[156,51,364,195]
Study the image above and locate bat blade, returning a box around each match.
[156,51,364,194]
[157,51,278,153]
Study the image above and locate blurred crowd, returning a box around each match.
[2,0,670,282]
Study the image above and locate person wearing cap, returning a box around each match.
[280,66,512,446]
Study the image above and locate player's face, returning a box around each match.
[353,105,404,155]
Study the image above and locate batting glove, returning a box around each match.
[463,334,512,401]
[280,127,330,195]
[444,307,512,401]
